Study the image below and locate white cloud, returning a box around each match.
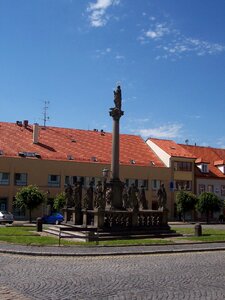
[145,23,170,40]
[140,17,225,59]
[115,54,125,59]
[133,124,183,139]
[87,0,120,27]
[95,47,112,57]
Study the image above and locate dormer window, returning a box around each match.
[202,163,208,173]
[195,158,209,173]
[214,160,225,174]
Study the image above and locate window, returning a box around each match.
[152,179,161,190]
[207,185,214,193]
[0,172,10,185]
[221,185,225,196]
[175,180,192,191]
[65,176,77,186]
[64,176,86,187]
[125,178,148,190]
[0,198,7,211]
[202,164,208,173]
[174,161,192,171]
[199,184,205,194]
[14,173,27,186]
[48,175,60,187]
[139,179,148,190]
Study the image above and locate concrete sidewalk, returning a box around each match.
[0,241,225,257]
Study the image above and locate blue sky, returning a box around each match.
[0,0,225,148]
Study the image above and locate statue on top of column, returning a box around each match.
[114,85,122,110]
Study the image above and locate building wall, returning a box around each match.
[170,158,195,219]
[0,157,173,219]
[196,178,225,200]
[146,140,171,167]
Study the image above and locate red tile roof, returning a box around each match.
[148,138,196,159]
[180,144,225,178]
[214,160,225,166]
[0,122,165,167]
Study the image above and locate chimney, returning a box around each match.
[33,123,39,144]
[23,120,29,127]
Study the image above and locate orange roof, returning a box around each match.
[0,122,165,167]
[180,144,225,178]
[214,160,225,166]
[195,157,210,164]
[148,138,196,159]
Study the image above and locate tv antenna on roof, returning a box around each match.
[43,100,50,127]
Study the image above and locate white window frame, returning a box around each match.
[0,172,10,185]
[14,173,27,186]
[48,175,60,187]
[152,179,161,190]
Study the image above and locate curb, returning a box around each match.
[1,244,225,257]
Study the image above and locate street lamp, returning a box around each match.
[102,168,110,181]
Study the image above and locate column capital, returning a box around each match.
[109,107,124,121]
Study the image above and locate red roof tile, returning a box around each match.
[214,160,225,166]
[0,122,165,167]
[148,138,196,159]
[180,144,225,178]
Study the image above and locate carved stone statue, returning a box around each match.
[157,183,167,210]
[122,184,129,209]
[94,181,105,209]
[114,85,122,110]
[128,183,139,211]
[65,184,73,208]
[82,181,94,210]
[74,181,82,210]
[105,186,112,209]
[139,186,148,209]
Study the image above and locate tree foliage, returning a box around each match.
[53,192,66,212]
[15,185,46,222]
[196,192,223,223]
[176,191,197,221]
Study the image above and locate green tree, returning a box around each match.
[176,191,197,221]
[15,185,46,222]
[196,192,223,223]
[53,192,66,212]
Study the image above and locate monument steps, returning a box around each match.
[44,224,180,242]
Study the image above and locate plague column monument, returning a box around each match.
[109,86,124,209]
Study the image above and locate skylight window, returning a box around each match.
[18,152,41,158]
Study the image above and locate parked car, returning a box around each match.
[0,211,14,224]
[42,212,64,225]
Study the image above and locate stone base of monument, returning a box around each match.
[84,209,170,231]
[58,208,176,242]
[63,207,82,225]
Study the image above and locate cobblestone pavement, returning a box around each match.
[0,251,225,300]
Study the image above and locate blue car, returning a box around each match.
[42,212,64,225]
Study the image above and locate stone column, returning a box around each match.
[109,86,124,210]
[110,108,124,180]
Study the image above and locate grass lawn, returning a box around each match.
[172,227,225,242]
[0,226,175,246]
[0,226,77,246]
[0,225,225,246]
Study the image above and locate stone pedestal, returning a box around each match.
[63,207,73,223]
[93,208,105,228]
[110,179,123,209]
[72,210,82,225]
